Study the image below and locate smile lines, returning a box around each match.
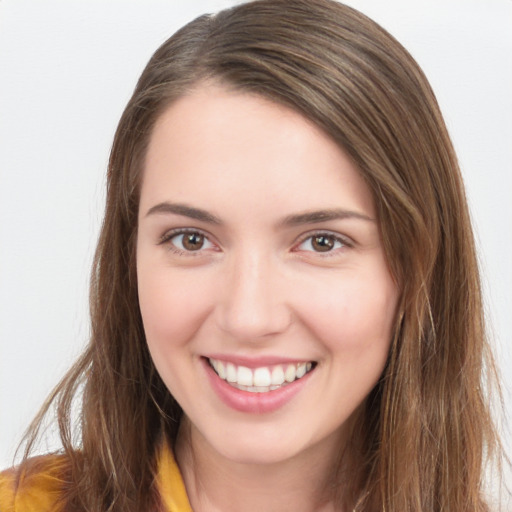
[208,358,315,393]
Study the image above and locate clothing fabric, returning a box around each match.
[0,441,192,512]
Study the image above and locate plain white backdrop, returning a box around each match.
[1,0,511,494]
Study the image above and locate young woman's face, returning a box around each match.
[137,85,399,465]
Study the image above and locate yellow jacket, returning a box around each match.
[0,441,192,512]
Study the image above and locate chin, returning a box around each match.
[196,419,343,468]
[217,442,306,466]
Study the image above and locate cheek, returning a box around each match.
[298,268,398,354]
[137,267,215,350]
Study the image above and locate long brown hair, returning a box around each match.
[19,0,503,510]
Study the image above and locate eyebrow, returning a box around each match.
[145,201,374,226]
[145,202,222,224]
[279,209,375,227]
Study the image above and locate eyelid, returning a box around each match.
[158,227,205,244]
[158,227,218,254]
[157,227,352,256]
[293,230,353,253]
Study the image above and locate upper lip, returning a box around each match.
[202,354,316,368]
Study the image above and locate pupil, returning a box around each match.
[183,233,204,251]
[312,235,334,252]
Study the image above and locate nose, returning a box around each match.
[215,250,292,341]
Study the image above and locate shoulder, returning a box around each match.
[0,454,71,512]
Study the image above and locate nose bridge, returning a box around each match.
[217,245,290,340]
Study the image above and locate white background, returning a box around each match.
[1,0,511,493]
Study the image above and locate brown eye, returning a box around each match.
[182,232,205,251]
[162,230,215,255]
[311,235,336,252]
[296,233,345,254]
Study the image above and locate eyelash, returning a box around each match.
[158,228,216,256]
[293,230,352,256]
[158,229,352,256]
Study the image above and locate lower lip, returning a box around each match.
[202,358,314,414]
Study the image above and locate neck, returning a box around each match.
[175,419,351,512]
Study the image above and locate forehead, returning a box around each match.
[140,85,375,222]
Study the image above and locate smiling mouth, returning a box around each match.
[207,357,317,393]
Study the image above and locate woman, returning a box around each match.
[0,0,505,510]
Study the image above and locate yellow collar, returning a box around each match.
[156,440,193,512]
[0,441,193,512]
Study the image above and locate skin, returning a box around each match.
[136,84,399,512]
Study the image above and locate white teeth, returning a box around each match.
[226,362,237,382]
[237,366,253,386]
[253,367,271,387]
[284,364,296,383]
[209,358,315,392]
[296,362,307,379]
[217,361,226,379]
[271,366,285,385]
